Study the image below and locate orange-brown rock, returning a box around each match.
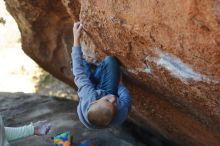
[5,0,220,145]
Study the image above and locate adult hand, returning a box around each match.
[73,21,83,47]
[33,120,51,136]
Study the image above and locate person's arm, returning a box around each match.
[4,123,34,141]
[5,120,51,142]
[110,84,131,126]
[118,84,132,111]
[71,22,97,99]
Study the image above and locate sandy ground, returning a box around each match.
[0,1,76,99]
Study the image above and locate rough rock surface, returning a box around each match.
[0,92,177,146]
[5,0,220,145]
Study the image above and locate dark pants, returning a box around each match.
[83,56,120,96]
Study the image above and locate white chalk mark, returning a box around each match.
[144,65,153,74]
[81,40,98,65]
[144,48,220,83]
[127,65,153,75]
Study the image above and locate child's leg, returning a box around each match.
[95,56,120,95]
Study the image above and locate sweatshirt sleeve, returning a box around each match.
[110,84,132,126]
[5,123,34,141]
[71,46,97,99]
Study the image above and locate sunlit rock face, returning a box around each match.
[5,0,220,145]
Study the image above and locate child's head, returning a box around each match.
[87,95,117,128]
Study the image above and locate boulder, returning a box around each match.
[5,0,220,145]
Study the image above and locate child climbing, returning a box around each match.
[71,21,132,129]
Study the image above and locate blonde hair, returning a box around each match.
[88,102,115,128]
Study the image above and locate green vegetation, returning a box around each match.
[0,17,6,25]
[39,70,55,85]
[34,67,78,100]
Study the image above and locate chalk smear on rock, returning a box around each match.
[145,48,220,84]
